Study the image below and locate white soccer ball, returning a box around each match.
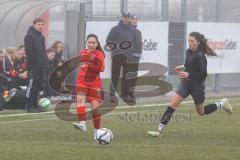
[96,128,113,145]
[38,98,51,109]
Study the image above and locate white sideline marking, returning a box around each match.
[0,118,58,124]
[0,100,191,118]
[0,112,140,125]
[0,97,239,124]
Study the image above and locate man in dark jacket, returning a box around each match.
[24,18,47,113]
[106,12,138,105]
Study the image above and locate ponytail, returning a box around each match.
[189,32,216,56]
[96,42,104,53]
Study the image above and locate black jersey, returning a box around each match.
[184,48,207,82]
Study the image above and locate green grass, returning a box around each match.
[0,97,240,160]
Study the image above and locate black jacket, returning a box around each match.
[106,21,137,58]
[131,25,142,61]
[24,26,47,72]
[184,48,207,82]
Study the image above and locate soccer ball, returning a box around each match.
[96,128,113,145]
[38,98,51,109]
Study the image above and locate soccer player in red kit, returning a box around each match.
[73,34,105,140]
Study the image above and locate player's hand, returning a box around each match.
[175,65,185,72]
[57,62,63,67]
[178,71,189,79]
[19,73,27,79]
[80,54,96,62]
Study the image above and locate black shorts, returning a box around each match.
[176,80,205,105]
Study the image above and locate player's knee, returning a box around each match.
[169,101,179,109]
[195,103,204,116]
[90,102,101,110]
[77,96,84,105]
[196,109,204,116]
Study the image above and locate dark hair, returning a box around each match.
[16,48,22,52]
[33,18,44,24]
[46,48,56,54]
[18,45,24,49]
[86,34,104,53]
[51,41,63,53]
[189,32,216,56]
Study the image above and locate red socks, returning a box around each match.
[92,110,101,129]
[77,106,86,121]
[77,106,101,129]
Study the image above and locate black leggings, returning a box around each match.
[26,70,43,108]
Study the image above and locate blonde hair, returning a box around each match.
[6,47,15,55]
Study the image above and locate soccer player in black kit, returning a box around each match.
[148,32,233,137]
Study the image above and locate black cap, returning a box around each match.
[121,12,131,18]
[130,14,137,20]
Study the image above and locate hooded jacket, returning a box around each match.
[24,26,47,72]
[106,21,137,58]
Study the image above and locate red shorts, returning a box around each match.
[76,83,103,103]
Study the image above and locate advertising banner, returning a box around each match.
[187,22,240,73]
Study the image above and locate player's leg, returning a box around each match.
[192,82,232,116]
[159,81,190,131]
[160,93,184,127]
[88,87,103,139]
[147,93,184,137]
[76,91,87,120]
[195,100,232,116]
[74,87,87,132]
[148,81,189,137]
[90,100,101,140]
[191,83,206,116]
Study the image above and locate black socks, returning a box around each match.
[204,104,217,115]
[160,106,175,125]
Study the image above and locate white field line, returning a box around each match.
[0,100,194,118]
[0,97,239,124]
[0,111,141,124]
[0,118,58,124]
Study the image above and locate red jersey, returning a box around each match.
[76,49,105,88]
